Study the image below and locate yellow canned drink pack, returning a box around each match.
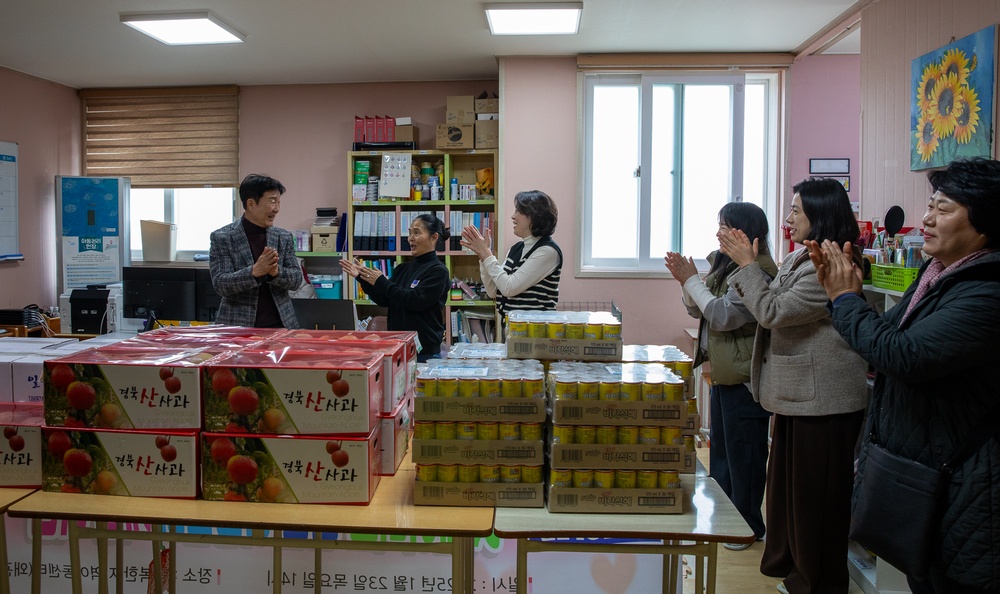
[501,377,522,398]
[659,470,681,489]
[413,421,436,440]
[602,322,622,340]
[523,376,545,399]
[546,322,565,339]
[415,463,438,482]
[437,464,458,482]
[414,375,437,397]
[456,421,477,440]
[583,323,603,340]
[550,469,573,488]
[664,382,685,402]
[436,377,459,398]
[458,378,480,398]
[639,426,660,445]
[479,464,500,483]
[476,421,499,441]
[551,424,574,445]
[617,426,639,445]
[574,425,596,444]
[521,465,543,483]
[577,380,600,400]
[554,379,578,400]
[434,421,457,440]
[593,469,616,488]
[661,426,684,446]
[599,380,620,401]
[508,320,528,337]
[637,469,658,489]
[500,465,521,483]
[572,469,594,488]
[499,422,521,440]
[564,323,585,339]
[458,464,480,483]
[641,381,664,401]
[596,425,618,445]
[480,376,502,399]
[614,469,636,489]
[527,321,547,338]
[620,381,642,402]
[520,422,543,441]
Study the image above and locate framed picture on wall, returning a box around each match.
[808,158,850,175]
[830,176,850,191]
[910,25,996,170]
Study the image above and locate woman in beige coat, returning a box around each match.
[721,178,868,594]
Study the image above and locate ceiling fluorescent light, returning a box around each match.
[120,11,245,45]
[486,2,582,35]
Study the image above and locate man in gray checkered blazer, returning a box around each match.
[209,174,302,328]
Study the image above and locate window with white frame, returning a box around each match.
[130,187,236,261]
[581,71,780,274]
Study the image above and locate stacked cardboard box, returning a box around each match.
[545,362,690,513]
[411,358,546,507]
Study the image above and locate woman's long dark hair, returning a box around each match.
[709,202,771,287]
[793,178,863,267]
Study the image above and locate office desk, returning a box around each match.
[9,470,493,594]
[494,474,752,594]
[0,489,36,594]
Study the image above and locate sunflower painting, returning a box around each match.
[910,26,996,171]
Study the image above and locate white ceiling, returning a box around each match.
[0,0,860,89]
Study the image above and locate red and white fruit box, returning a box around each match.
[41,427,199,498]
[379,395,411,476]
[43,346,210,430]
[203,347,384,435]
[125,325,284,350]
[0,404,44,487]
[281,329,418,389]
[201,428,380,504]
[261,335,409,413]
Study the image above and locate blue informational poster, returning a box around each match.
[56,176,130,292]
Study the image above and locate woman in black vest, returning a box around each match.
[461,190,562,330]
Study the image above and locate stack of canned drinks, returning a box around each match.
[506,310,622,340]
[412,359,546,488]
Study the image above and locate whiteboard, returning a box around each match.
[0,141,18,259]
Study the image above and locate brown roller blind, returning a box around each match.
[80,86,239,188]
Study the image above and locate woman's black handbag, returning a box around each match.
[849,404,999,578]
[849,441,945,577]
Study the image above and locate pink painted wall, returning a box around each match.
[0,67,80,309]
[786,54,862,207]
[239,81,498,233]
[500,57,696,348]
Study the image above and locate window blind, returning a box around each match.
[80,86,240,188]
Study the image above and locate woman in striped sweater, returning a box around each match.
[461,190,562,333]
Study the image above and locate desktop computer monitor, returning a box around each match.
[122,267,197,330]
[291,299,358,331]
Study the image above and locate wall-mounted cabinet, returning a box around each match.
[346,149,499,345]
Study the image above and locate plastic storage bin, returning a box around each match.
[310,275,343,299]
[140,219,177,262]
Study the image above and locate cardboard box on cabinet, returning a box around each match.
[446,96,476,125]
[201,429,380,504]
[394,124,419,145]
[475,121,498,149]
[312,233,337,252]
[41,427,199,498]
[436,124,475,149]
[474,98,499,114]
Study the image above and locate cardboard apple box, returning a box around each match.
[0,404,44,487]
[279,329,419,394]
[201,428,380,504]
[126,325,284,350]
[203,347,384,435]
[41,427,199,498]
[267,334,409,413]
[43,346,211,429]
